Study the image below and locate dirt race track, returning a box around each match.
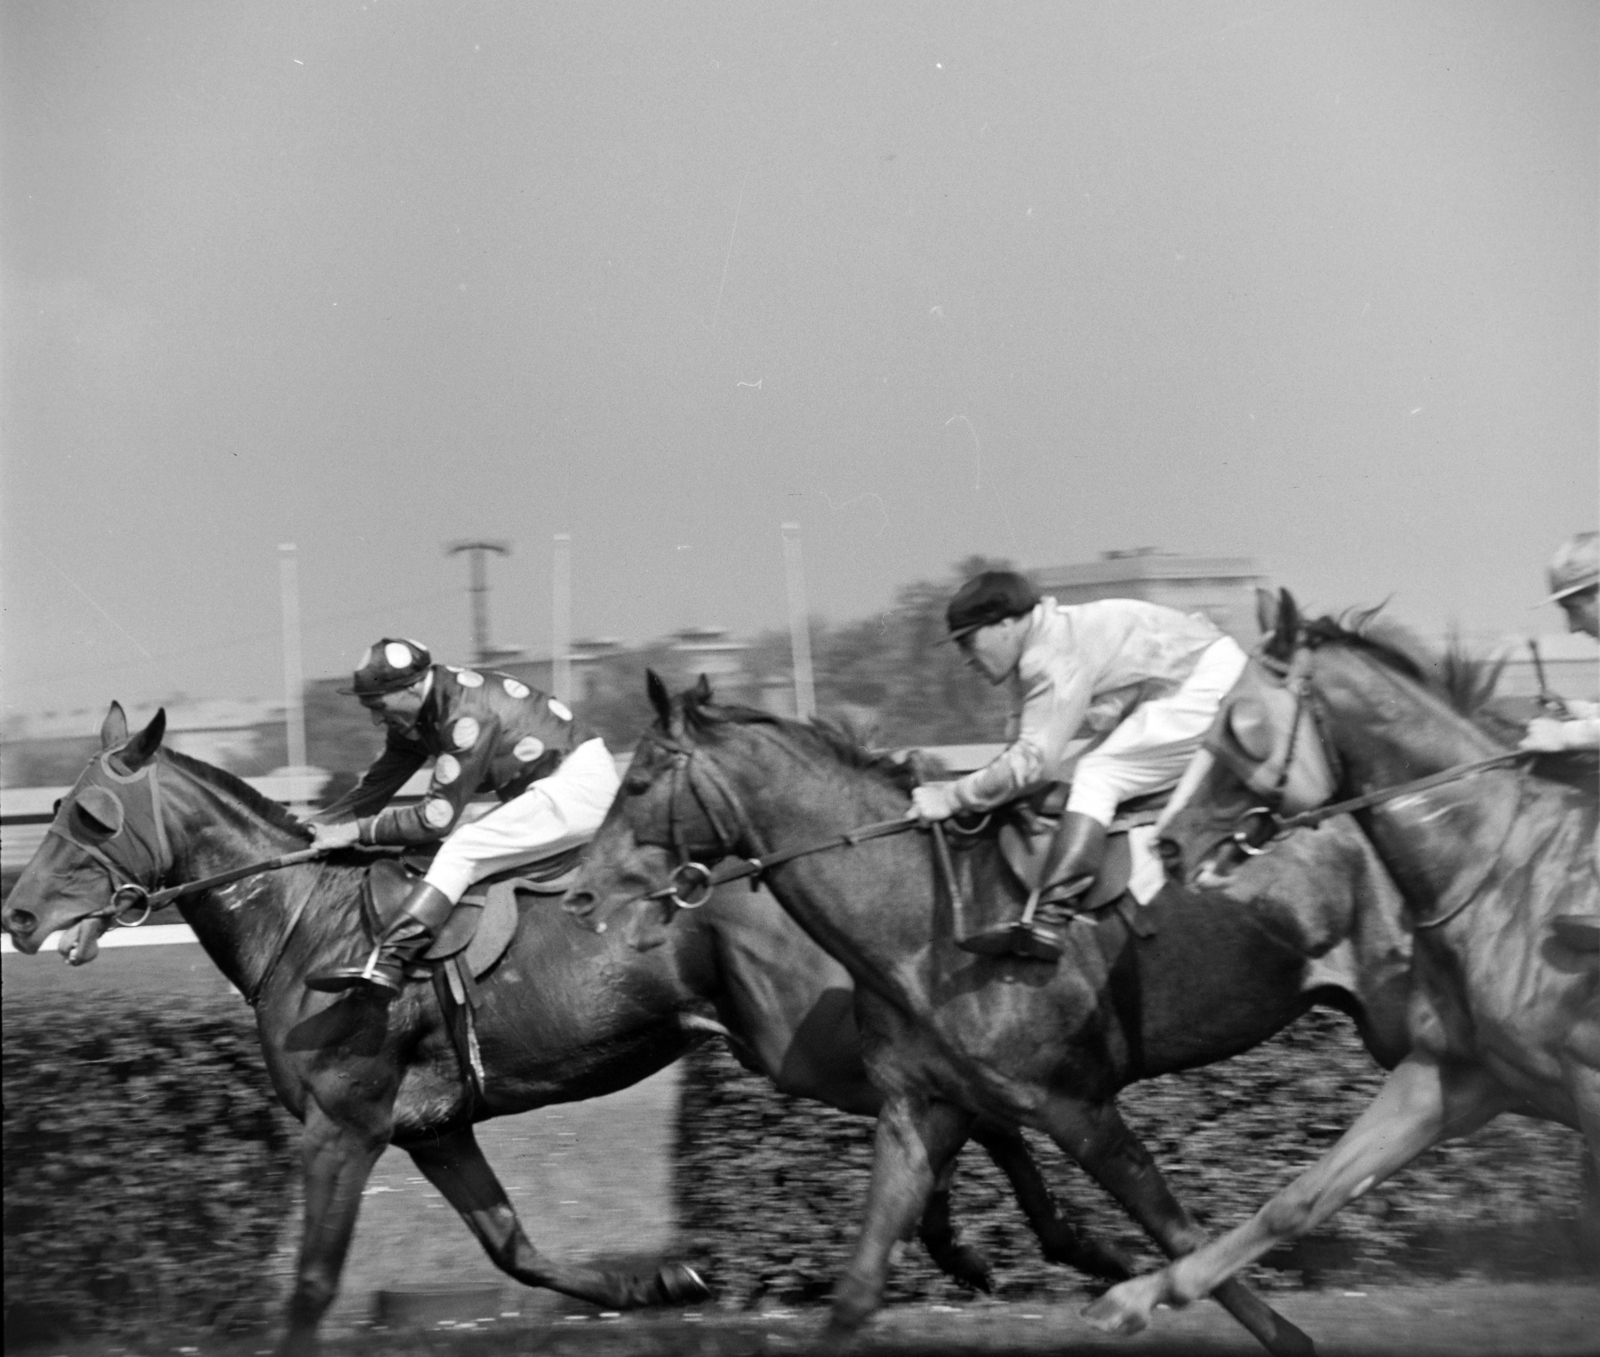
[21,1282,1600,1357]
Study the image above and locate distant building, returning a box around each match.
[1030,548,1266,644]
[0,698,288,788]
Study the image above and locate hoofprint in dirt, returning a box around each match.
[21,1285,1599,1357]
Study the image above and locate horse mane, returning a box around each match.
[162,747,313,841]
[679,690,921,793]
[1301,609,1506,722]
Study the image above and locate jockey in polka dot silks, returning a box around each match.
[305,637,619,995]
[908,571,1248,963]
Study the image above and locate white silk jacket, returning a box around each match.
[952,597,1224,811]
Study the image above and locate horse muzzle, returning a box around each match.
[3,906,44,953]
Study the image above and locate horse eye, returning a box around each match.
[1227,699,1276,762]
[74,802,119,837]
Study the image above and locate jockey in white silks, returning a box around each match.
[908,570,1248,962]
[1521,530,1599,753]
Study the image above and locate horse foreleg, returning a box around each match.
[969,1118,1133,1280]
[405,1124,709,1311]
[828,1095,974,1341]
[1567,1054,1600,1266]
[1083,1055,1505,1346]
[1037,1095,1314,1357]
[280,1100,391,1355]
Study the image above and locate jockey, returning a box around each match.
[908,570,1248,961]
[305,638,618,994]
[1520,530,1599,752]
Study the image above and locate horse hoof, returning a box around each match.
[946,1246,995,1294]
[1083,1289,1149,1337]
[655,1263,711,1306]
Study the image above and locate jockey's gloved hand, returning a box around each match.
[1520,715,1600,752]
[908,783,962,823]
[310,821,362,851]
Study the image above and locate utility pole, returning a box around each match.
[781,522,816,720]
[277,543,310,811]
[552,534,573,705]
[447,540,511,665]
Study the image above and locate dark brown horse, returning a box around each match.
[1084,593,1599,1339]
[564,671,1426,1355]
[2,703,1116,1353]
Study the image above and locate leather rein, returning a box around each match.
[639,733,937,909]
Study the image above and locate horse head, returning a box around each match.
[565,671,734,950]
[1166,588,1512,888]
[4,703,175,953]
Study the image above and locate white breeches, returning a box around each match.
[423,738,620,902]
[1066,636,1250,826]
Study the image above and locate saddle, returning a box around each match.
[358,844,588,1107]
[955,783,1169,937]
[361,844,586,981]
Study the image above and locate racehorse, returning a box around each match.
[1083,591,1599,1339]
[2,703,1118,1354]
[564,671,1427,1356]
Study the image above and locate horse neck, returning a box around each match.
[160,753,314,996]
[1314,647,1520,915]
[704,726,936,1012]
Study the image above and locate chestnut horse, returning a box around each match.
[1084,593,1599,1339]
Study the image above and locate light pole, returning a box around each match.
[277,543,310,811]
[781,522,816,720]
[447,540,511,665]
[552,534,572,705]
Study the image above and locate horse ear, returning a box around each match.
[1278,590,1301,642]
[100,702,129,750]
[1258,588,1300,661]
[692,673,713,705]
[1254,588,1278,639]
[645,669,673,730]
[119,709,167,771]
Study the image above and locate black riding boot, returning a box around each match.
[307,882,455,995]
[958,811,1107,964]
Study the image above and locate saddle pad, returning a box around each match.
[362,859,520,980]
[996,819,1165,910]
[997,821,1134,905]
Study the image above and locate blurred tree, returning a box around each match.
[811,554,1017,749]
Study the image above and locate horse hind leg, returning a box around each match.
[915,1156,994,1293]
[404,1124,710,1311]
[1035,1094,1315,1357]
[969,1118,1133,1281]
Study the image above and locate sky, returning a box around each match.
[3,1,1596,722]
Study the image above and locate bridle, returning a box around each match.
[44,750,329,1003]
[629,731,926,909]
[1213,644,1529,863]
[47,752,178,927]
